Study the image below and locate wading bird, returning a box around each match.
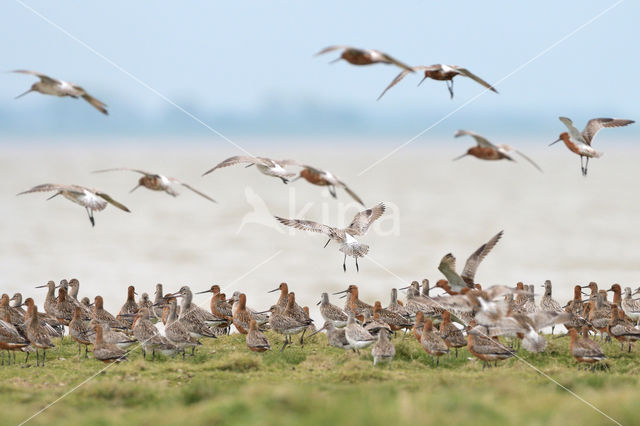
[290,164,364,206]
[453,130,541,172]
[315,46,414,72]
[202,156,297,184]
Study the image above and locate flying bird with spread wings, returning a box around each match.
[275,203,386,272]
[315,46,414,72]
[437,230,504,294]
[550,116,634,176]
[93,168,216,203]
[17,184,130,227]
[453,130,542,172]
[12,70,108,115]
[378,64,497,100]
[290,163,365,206]
[202,156,297,184]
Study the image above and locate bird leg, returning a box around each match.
[142,347,146,360]
[86,208,95,227]
[36,349,39,367]
[280,177,289,184]
[43,350,46,366]
[85,345,88,359]
[447,80,454,99]
[584,157,590,176]
[329,186,337,198]
[300,328,307,346]
[129,184,141,193]
[343,253,347,272]
[355,257,359,272]
[77,343,81,357]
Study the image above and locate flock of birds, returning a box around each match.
[4,45,638,371]
[2,232,640,370]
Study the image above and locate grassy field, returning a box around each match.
[1,331,637,425]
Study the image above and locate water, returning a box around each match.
[1,140,638,320]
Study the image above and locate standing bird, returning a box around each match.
[569,327,607,370]
[344,311,376,351]
[371,328,395,366]
[24,299,55,367]
[550,116,634,176]
[420,319,449,366]
[438,231,504,294]
[117,286,139,329]
[453,130,541,171]
[17,184,130,227]
[290,164,365,206]
[202,156,297,184]
[93,168,216,202]
[317,292,348,327]
[315,46,414,72]
[276,203,386,272]
[378,64,497,100]
[12,70,108,114]
[246,320,271,352]
[308,321,351,351]
[540,280,563,335]
[92,324,127,364]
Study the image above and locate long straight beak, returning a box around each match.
[323,239,331,248]
[549,138,561,146]
[35,284,48,288]
[338,294,347,299]
[253,310,270,315]
[195,289,213,295]
[14,88,33,99]
[308,324,327,338]
[316,300,321,306]
[452,153,468,161]
[398,286,410,290]
[332,289,348,295]
[46,192,61,201]
[329,57,342,64]
[267,288,280,293]
[129,185,141,193]
[417,75,428,86]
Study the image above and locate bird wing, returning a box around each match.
[377,66,432,100]
[582,118,634,145]
[275,217,336,236]
[338,181,365,206]
[437,254,468,291]
[202,156,264,176]
[528,311,571,331]
[278,159,302,167]
[80,92,108,115]
[92,167,155,176]
[454,130,499,149]
[461,230,503,286]
[513,149,543,172]
[374,50,414,72]
[95,192,131,212]
[454,68,498,93]
[558,117,587,144]
[17,183,84,196]
[170,179,217,203]
[13,70,59,85]
[345,203,385,236]
[314,45,352,56]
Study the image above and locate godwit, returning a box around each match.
[386,288,412,318]
[35,280,58,318]
[138,293,153,312]
[372,301,412,331]
[68,279,92,316]
[439,311,466,357]
[563,286,587,331]
[551,116,634,176]
[362,310,391,337]
[412,311,425,342]
[607,305,640,352]
[371,328,395,366]
[401,282,441,318]
[24,299,55,367]
[172,286,219,344]
[0,313,29,365]
[467,320,513,369]
[607,284,623,308]
[344,311,376,352]
[569,327,607,371]
[92,296,128,330]
[378,64,497,100]
[117,286,139,329]
[0,294,24,325]
[540,280,562,334]
[53,287,77,326]
[584,294,611,341]
[12,70,108,114]
[195,287,232,330]
[281,292,313,344]
[268,283,306,319]
[152,284,164,321]
[334,285,373,319]
[276,203,386,271]
[420,319,449,366]
[93,168,216,202]
[453,130,541,171]
[308,321,351,350]
[622,287,640,326]
[164,298,200,359]
[18,184,130,226]
[317,292,347,327]
[438,230,503,294]
[132,308,178,360]
[232,293,254,334]
[202,156,297,184]
[290,164,364,206]
[303,307,317,336]
[315,46,413,72]
[69,307,92,358]
[89,322,136,349]
[266,296,313,351]
[246,319,271,352]
[230,291,269,326]
[92,324,127,363]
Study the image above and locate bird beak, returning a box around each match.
[308,324,327,338]
[267,288,280,293]
[14,88,34,99]
[581,291,589,296]
[253,310,270,315]
[35,284,47,288]
[129,185,141,193]
[195,289,213,295]
[338,294,347,299]
[549,138,561,146]
[170,292,183,298]
[46,192,61,201]
[633,288,640,295]
[417,75,428,86]
[398,286,410,290]
[332,289,348,295]
[316,300,321,306]
[452,153,468,161]
[134,292,138,296]
[580,285,590,288]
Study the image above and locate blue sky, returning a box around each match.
[1,1,638,138]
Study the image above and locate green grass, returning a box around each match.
[1,332,638,425]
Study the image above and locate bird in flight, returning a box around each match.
[275,203,386,272]
[12,70,108,115]
[550,116,634,176]
[93,168,216,203]
[315,46,414,72]
[202,156,297,184]
[378,64,497,100]
[17,184,130,227]
[453,130,542,172]
[290,163,365,206]
[438,230,504,294]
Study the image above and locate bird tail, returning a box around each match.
[341,243,369,258]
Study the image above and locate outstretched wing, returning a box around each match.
[438,254,468,291]
[338,181,365,206]
[17,183,84,196]
[96,192,131,212]
[582,118,634,145]
[13,70,59,85]
[275,217,335,236]
[375,51,414,72]
[314,45,351,56]
[461,230,503,286]
[454,130,499,149]
[171,179,217,203]
[93,167,154,176]
[513,150,543,172]
[346,203,385,236]
[80,91,108,115]
[455,68,498,93]
[202,156,264,176]
[558,117,586,144]
[377,66,431,100]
